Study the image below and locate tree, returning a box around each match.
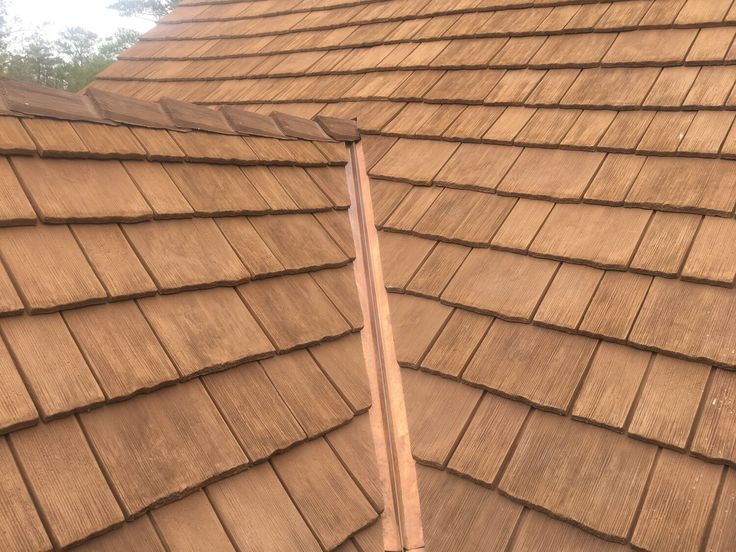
[0,0,179,91]
[109,0,180,20]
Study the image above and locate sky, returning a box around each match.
[6,0,157,40]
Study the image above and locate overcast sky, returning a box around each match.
[6,0,157,39]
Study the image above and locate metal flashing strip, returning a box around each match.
[345,140,425,552]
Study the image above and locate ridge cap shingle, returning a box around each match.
[0,78,359,143]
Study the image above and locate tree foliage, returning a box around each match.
[108,0,179,20]
[0,0,178,91]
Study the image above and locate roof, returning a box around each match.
[89,0,736,550]
[0,78,384,551]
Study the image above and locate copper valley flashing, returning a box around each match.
[345,139,425,552]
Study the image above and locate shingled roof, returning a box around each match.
[0,78,388,551]
[3,0,736,550]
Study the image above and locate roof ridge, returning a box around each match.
[0,78,359,142]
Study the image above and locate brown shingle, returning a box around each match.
[121,160,193,217]
[269,166,333,210]
[63,301,179,399]
[464,320,597,411]
[76,517,166,552]
[261,350,353,437]
[579,271,652,341]
[631,211,701,276]
[150,491,235,552]
[10,417,124,548]
[513,510,630,552]
[238,272,351,351]
[123,218,249,291]
[434,143,521,192]
[215,217,285,277]
[402,368,482,466]
[13,157,151,222]
[412,188,515,246]
[682,216,736,285]
[572,342,651,430]
[604,29,697,64]
[500,411,656,539]
[0,438,51,552]
[442,249,558,321]
[310,334,371,413]
[628,355,710,449]
[326,414,383,509]
[644,67,699,108]
[407,241,469,298]
[627,157,736,215]
[0,339,37,433]
[632,450,723,552]
[533,263,603,331]
[379,231,434,291]
[249,213,348,271]
[0,117,36,154]
[204,362,305,461]
[22,119,89,156]
[630,278,736,366]
[497,148,604,201]
[80,380,247,515]
[491,198,553,253]
[72,224,157,299]
[71,121,147,158]
[207,464,321,552]
[1,313,104,418]
[311,265,363,330]
[387,293,452,367]
[164,163,269,215]
[139,288,273,376]
[448,393,528,484]
[530,204,651,269]
[691,369,736,464]
[272,438,377,550]
[421,309,491,378]
[584,153,646,204]
[0,157,36,225]
[418,466,522,552]
[370,138,458,185]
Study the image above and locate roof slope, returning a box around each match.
[0,80,383,551]
[92,0,736,550]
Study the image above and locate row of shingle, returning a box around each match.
[147,0,736,41]
[0,114,346,166]
[172,0,379,21]
[0,378,378,550]
[0,264,361,431]
[372,141,736,217]
[379,188,736,286]
[129,3,736,65]
[91,65,736,112]
[0,156,350,227]
[0,211,354,312]
[114,27,736,80]
[402,367,734,551]
[377,105,736,158]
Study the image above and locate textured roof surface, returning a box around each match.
[90,0,736,550]
[0,81,382,551]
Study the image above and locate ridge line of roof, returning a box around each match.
[0,78,359,143]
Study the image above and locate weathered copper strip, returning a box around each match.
[345,140,425,551]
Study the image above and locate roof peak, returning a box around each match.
[0,78,359,142]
